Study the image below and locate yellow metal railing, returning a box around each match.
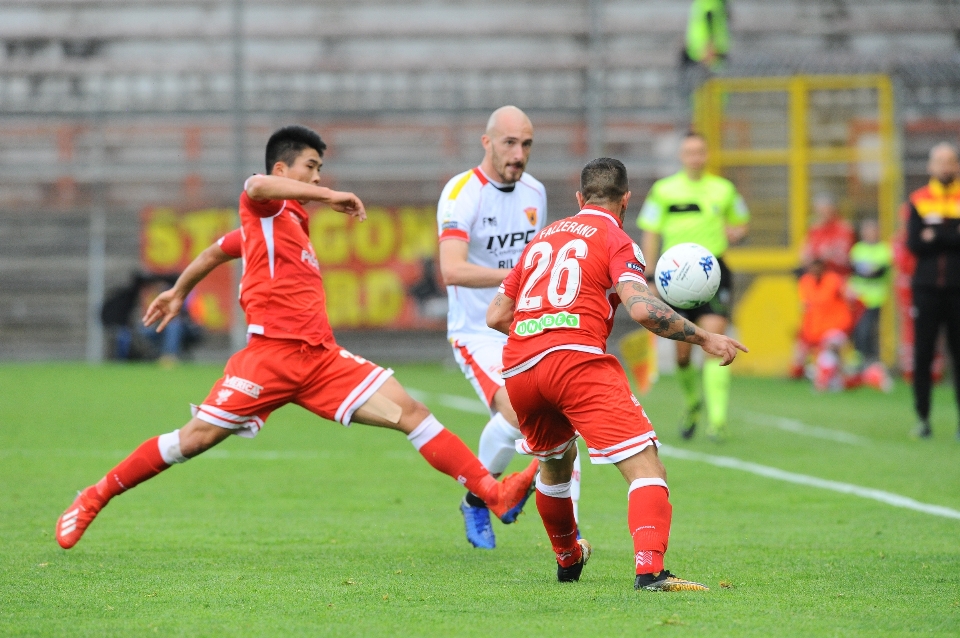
[694,74,900,372]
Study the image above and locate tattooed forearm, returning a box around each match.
[617,281,704,344]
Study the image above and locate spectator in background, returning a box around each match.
[791,259,853,390]
[101,272,202,366]
[801,193,855,276]
[847,219,893,391]
[679,0,730,110]
[684,0,730,70]
[906,142,960,440]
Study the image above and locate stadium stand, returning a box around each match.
[1,0,959,359]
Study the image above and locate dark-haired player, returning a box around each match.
[56,125,537,549]
[487,158,746,590]
[636,132,749,440]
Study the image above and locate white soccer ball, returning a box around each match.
[654,243,721,309]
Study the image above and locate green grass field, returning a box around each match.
[2,362,959,636]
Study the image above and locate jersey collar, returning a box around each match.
[577,205,623,228]
[474,167,516,193]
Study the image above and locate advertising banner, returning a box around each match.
[140,205,446,332]
[141,207,238,332]
[308,206,446,330]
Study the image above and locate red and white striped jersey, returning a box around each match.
[235,188,335,347]
[500,205,647,377]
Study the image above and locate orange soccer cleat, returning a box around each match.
[488,459,538,523]
[55,486,103,549]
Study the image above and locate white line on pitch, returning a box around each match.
[659,445,960,520]
[407,388,489,415]
[739,410,870,446]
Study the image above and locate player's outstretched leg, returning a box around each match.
[56,419,230,549]
[617,447,708,592]
[354,379,537,522]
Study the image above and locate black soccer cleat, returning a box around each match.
[679,401,702,440]
[557,539,592,582]
[635,569,709,592]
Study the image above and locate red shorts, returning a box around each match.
[192,335,393,437]
[504,350,658,465]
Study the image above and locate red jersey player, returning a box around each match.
[487,158,746,590]
[55,125,537,550]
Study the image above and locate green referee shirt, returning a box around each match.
[637,171,749,256]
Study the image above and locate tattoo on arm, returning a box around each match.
[617,281,702,343]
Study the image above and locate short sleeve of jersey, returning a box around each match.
[500,261,522,299]
[218,229,242,259]
[437,172,479,242]
[608,228,648,286]
[637,182,665,233]
[240,180,285,219]
[725,181,750,226]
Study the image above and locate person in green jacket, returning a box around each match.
[637,132,749,440]
[684,0,730,70]
[848,219,893,386]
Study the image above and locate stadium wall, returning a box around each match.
[1,0,959,363]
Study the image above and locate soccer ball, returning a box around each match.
[654,243,721,309]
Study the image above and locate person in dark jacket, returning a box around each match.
[906,142,960,439]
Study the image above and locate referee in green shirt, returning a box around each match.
[637,132,750,440]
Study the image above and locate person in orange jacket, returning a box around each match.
[791,259,853,390]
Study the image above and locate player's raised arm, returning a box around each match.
[143,238,236,333]
[615,279,747,365]
[485,291,516,335]
[245,174,366,221]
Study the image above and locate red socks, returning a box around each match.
[90,436,171,507]
[408,416,499,505]
[535,479,580,567]
[628,481,672,575]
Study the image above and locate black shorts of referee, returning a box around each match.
[669,255,733,323]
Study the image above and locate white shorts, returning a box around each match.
[450,336,507,413]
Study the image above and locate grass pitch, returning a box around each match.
[2,362,959,636]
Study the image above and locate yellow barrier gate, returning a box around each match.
[694,74,900,375]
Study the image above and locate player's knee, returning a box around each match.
[179,419,230,457]
[402,399,432,424]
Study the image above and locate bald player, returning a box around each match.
[437,106,581,549]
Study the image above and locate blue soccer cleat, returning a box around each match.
[460,498,496,549]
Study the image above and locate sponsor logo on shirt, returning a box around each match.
[442,221,461,231]
[626,261,644,272]
[482,216,497,228]
[223,375,263,398]
[525,207,538,226]
[514,311,580,337]
[485,230,537,251]
[301,248,320,271]
[215,389,234,405]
